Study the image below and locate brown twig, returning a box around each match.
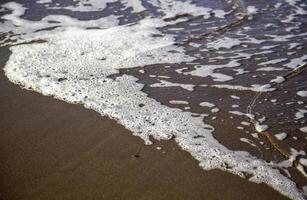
[246,63,307,170]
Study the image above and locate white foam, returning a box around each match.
[211,108,220,113]
[169,100,189,105]
[241,121,251,126]
[229,110,246,116]
[240,138,257,147]
[270,76,285,84]
[211,84,276,92]
[300,127,307,133]
[185,61,240,82]
[255,122,269,133]
[295,109,307,120]
[300,158,307,166]
[246,6,258,15]
[285,55,307,69]
[0,2,119,46]
[121,0,146,13]
[270,99,277,103]
[233,68,249,75]
[231,95,240,99]
[297,91,307,97]
[37,0,52,4]
[258,116,266,123]
[285,0,300,6]
[288,43,300,49]
[258,58,288,66]
[207,37,241,50]
[275,132,288,141]
[200,102,215,108]
[256,67,285,71]
[2,1,307,199]
[37,0,145,13]
[150,0,212,19]
[49,0,116,12]
[213,9,228,18]
[150,80,195,91]
[5,18,305,200]
[7,30,307,198]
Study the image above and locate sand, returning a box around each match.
[0,47,290,200]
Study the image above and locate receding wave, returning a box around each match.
[1,0,306,199]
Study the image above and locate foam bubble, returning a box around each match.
[285,55,307,69]
[295,109,307,120]
[169,100,189,105]
[184,61,241,82]
[211,84,276,92]
[297,91,307,97]
[275,132,288,141]
[200,102,215,108]
[300,127,307,133]
[207,37,242,50]
[255,122,269,133]
[270,76,285,84]
[150,80,195,91]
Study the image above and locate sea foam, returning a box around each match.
[4,27,304,199]
[1,0,307,199]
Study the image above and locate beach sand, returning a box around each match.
[0,47,290,200]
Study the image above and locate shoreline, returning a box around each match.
[0,47,290,199]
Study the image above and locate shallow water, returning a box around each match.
[0,0,306,199]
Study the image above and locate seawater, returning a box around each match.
[1,0,306,199]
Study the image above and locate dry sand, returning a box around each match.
[0,47,289,200]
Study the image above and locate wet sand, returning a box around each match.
[0,47,291,200]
